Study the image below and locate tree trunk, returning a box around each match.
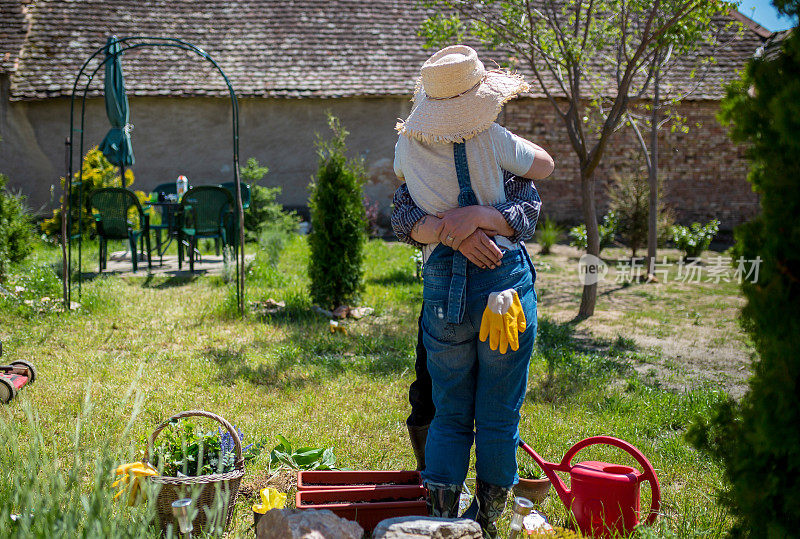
[578,168,600,318]
[646,60,660,278]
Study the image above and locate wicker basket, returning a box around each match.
[143,410,244,536]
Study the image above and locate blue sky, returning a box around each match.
[736,0,797,31]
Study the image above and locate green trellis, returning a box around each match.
[62,36,245,315]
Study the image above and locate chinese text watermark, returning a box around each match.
[577,255,762,285]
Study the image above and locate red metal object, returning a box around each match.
[297,470,422,490]
[0,360,36,404]
[519,436,661,537]
[296,485,427,532]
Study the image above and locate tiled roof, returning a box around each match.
[4,0,769,101]
[756,28,793,61]
[0,0,31,74]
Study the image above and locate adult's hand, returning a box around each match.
[458,229,503,269]
[436,206,490,250]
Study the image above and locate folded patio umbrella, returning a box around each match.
[98,35,134,185]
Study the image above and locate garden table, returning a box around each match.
[148,199,183,264]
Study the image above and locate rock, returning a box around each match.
[372,516,483,539]
[109,250,147,261]
[349,306,374,319]
[332,305,350,319]
[256,508,364,539]
[251,298,286,316]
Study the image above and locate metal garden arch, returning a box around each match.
[61,36,245,315]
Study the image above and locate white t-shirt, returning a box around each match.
[394,123,537,259]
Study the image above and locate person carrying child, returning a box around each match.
[392,45,554,537]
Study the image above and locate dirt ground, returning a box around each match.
[528,243,754,398]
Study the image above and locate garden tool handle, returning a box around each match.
[142,409,244,470]
[561,436,661,525]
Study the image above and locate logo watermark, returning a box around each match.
[577,254,609,285]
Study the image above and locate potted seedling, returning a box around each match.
[514,462,551,503]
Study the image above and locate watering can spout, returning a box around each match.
[518,440,572,508]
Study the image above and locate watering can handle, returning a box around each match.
[560,436,661,525]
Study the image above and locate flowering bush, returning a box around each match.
[41,147,149,240]
[670,219,719,260]
[569,211,617,253]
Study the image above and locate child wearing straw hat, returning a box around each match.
[393,45,554,537]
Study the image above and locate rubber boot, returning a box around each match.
[424,481,462,518]
[407,424,429,471]
[475,478,510,539]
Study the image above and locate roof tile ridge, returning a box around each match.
[728,8,774,40]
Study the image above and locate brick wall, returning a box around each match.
[503,98,758,231]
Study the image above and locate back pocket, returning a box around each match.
[422,299,456,343]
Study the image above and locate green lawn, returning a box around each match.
[0,236,746,537]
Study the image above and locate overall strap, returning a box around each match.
[454,142,479,207]
[446,142,476,324]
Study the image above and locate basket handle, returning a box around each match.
[143,410,244,471]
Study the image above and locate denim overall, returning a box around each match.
[421,142,538,489]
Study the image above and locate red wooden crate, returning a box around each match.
[295,485,427,532]
[297,470,422,490]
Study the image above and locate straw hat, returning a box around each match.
[395,45,529,144]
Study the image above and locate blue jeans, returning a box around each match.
[421,244,537,489]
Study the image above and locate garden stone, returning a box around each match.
[372,516,482,539]
[256,508,364,539]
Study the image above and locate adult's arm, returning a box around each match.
[435,173,543,249]
[391,172,541,247]
[390,183,502,267]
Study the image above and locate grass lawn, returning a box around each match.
[0,236,750,537]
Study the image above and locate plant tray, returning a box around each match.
[295,485,427,532]
[297,470,422,490]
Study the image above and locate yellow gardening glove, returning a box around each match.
[252,487,287,514]
[112,462,158,506]
[479,289,527,354]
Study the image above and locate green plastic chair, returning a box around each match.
[220,182,251,210]
[179,186,237,272]
[89,188,151,273]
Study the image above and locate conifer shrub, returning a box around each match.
[687,7,800,535]
[307,114,367,309]
[239,157,298,241]
[0,174,35,279]
[608,172,673,257]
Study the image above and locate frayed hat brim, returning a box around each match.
[396,70,529,144]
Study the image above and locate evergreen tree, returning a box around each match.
[688,3,800,535]
[239,157,298,241]
[307,115,367,309]
[0,174,34,279]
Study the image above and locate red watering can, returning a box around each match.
[519,436,660,537]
